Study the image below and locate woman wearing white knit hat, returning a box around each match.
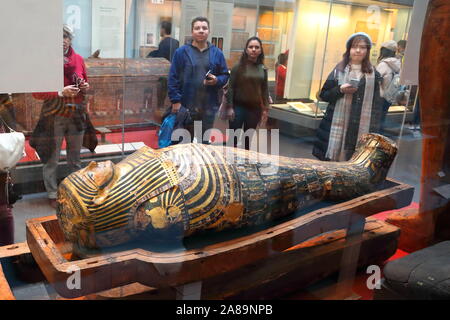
[313,32,383,161]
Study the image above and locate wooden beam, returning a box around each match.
[0,242,30,259]
[0,263,14,300]
[26,179,412,299]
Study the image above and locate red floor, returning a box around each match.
[351,203,417,300]
[20,129,159,163]
[19,128,231,163]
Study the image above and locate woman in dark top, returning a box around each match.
[312,32,383,161]
[226,36,269,150]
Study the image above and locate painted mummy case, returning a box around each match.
[57,133,397,249]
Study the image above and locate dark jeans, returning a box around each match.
[0,173,13,246]
[229,104,262,150]
[0,205,13,246]
[185,106,217,144]
[380,98,391,134]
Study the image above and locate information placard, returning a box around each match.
[92,0,125,58]
[209,1,233,58]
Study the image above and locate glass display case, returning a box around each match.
[270,0,416,132]
[2,0,450,303]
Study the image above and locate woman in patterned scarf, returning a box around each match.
[313,32,383,162]
[30,25,94,209]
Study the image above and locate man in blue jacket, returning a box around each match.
[168,16,229,144]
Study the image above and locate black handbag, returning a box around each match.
[3,171,22,206]
[82,113,98,152]
[7,177,21,205]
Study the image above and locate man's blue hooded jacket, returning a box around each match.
[168,43,229,111]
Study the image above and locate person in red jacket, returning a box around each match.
[31,25,90,208]
[275,52,288,102]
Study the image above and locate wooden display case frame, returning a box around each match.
[24,178,413,299]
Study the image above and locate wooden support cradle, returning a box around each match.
[25,178,412,299]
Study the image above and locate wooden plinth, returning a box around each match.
[25,179,412,299]
[203,219,399,300]
[2,219,399,300]
[386,207,435,252]
[0,263,14,300]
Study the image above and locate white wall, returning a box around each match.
[0,0,62,94]
[285,0,331,99]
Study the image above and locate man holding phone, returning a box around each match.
[168,16,229,144]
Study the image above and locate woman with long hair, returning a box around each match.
[226,36,269,150]
[313,32,383,161]
[376,40,402,132]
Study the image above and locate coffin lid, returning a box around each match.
[85,58,170,77]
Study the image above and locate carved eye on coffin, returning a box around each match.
[82,160,116,189]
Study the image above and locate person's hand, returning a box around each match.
[79,80,90,92]
[62,85,80,98]
[204,74,217,86]
[340,83,357,94]
[172,102,181,113]
[229,109,235,121]
[259,106,269,128]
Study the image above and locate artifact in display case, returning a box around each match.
[286,101,326,117]
[84,58,171,127]
[13,58,171,132]
[56,133,397,250]
[388,106,408,113]
[271,101,328,118]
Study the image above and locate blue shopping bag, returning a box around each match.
[158,113,176,148]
